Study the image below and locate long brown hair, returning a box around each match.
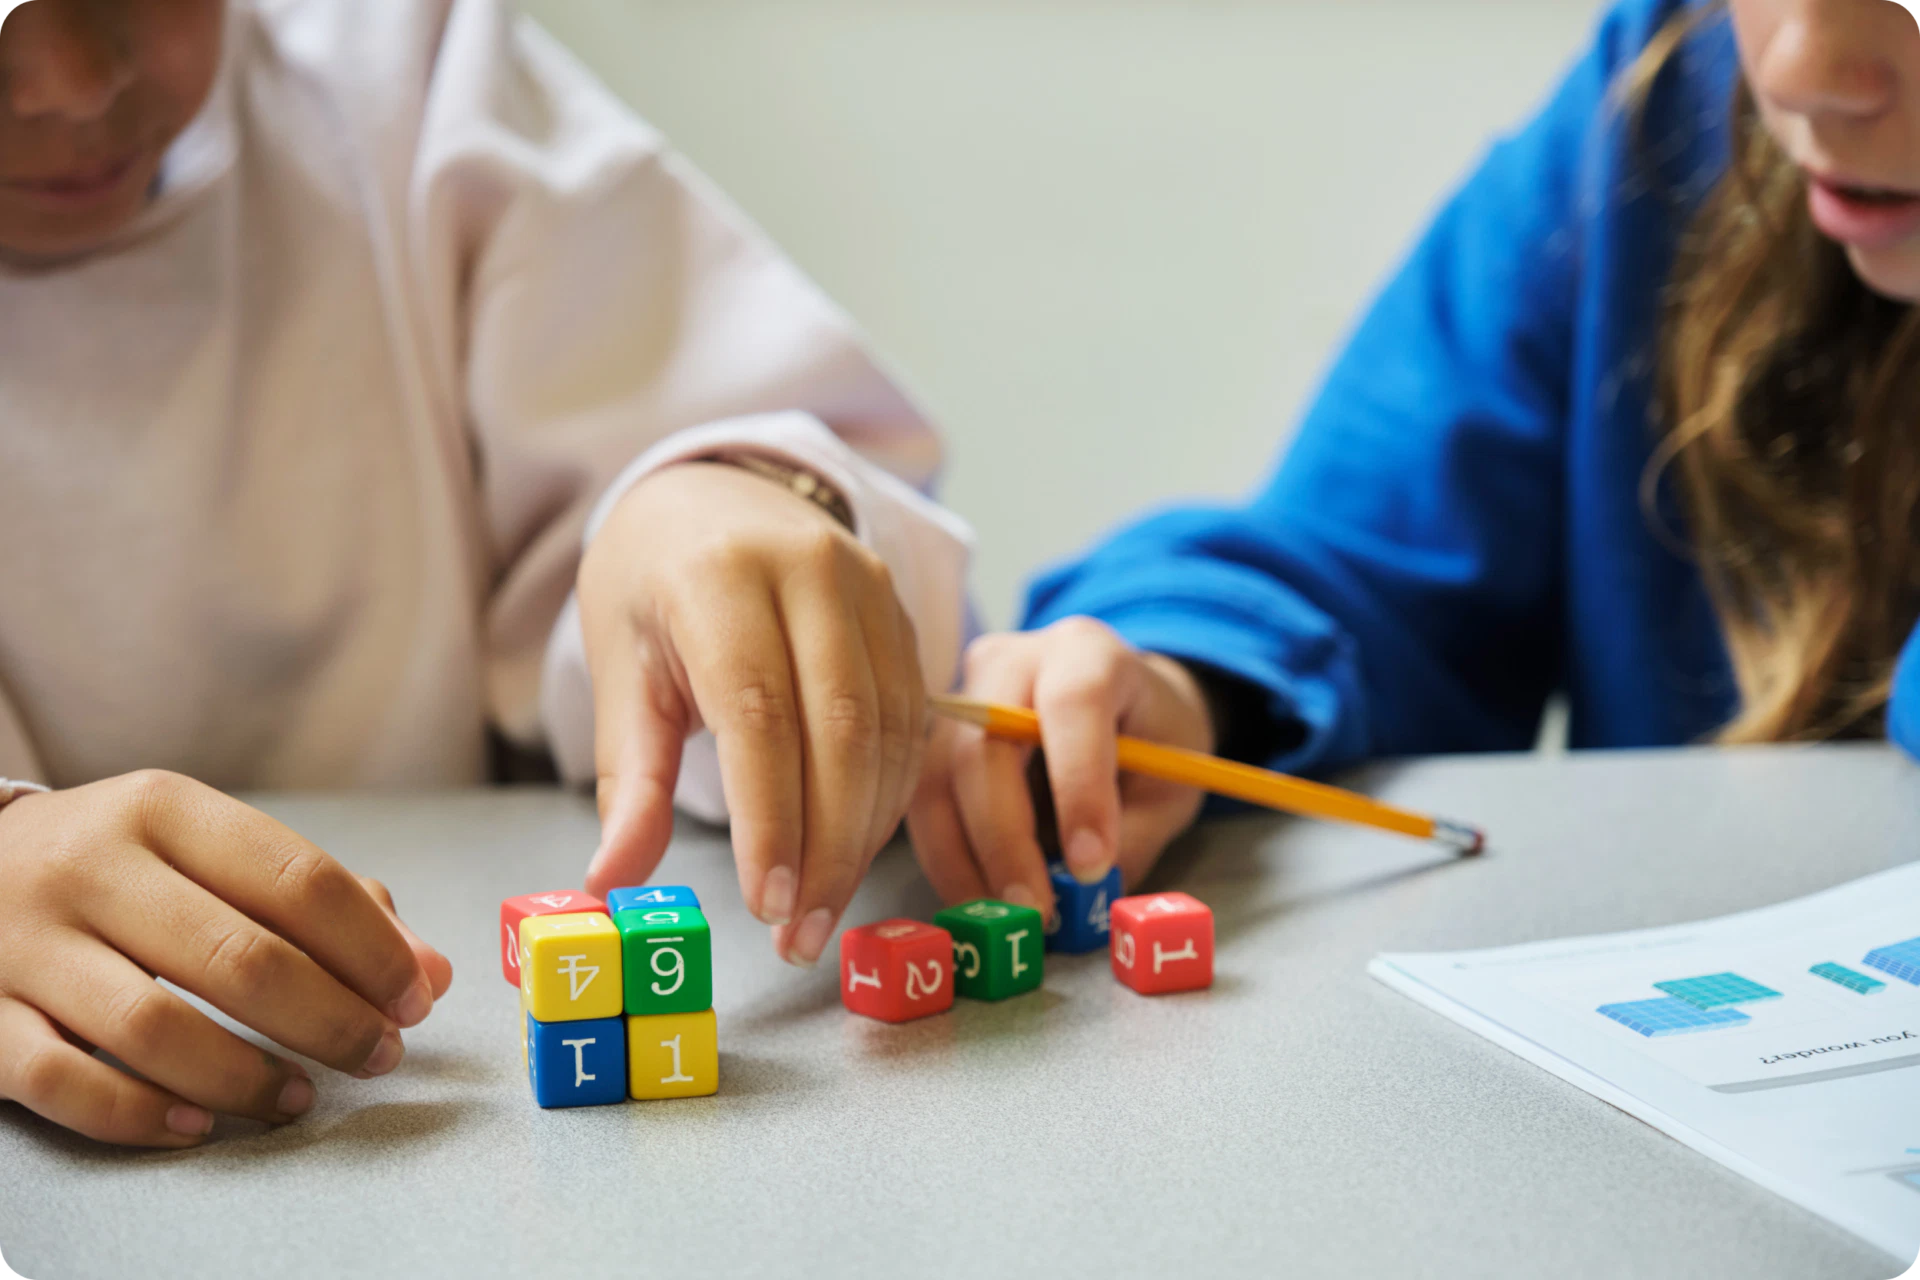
[1643,5,1920,742]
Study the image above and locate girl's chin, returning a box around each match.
[0,198,147,265]
[1843,243,1920,304]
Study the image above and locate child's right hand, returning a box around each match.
[906,618,1217,913]
[0,772,452,1148]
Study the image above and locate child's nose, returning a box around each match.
[1749,0,1899,123]
[2,3,138,124]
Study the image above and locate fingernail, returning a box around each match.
[356,1030,405,1079]
[389,978,432,1029]
[786,908,836,968]
[166,1104,214,1137]
[1066,829,1111,884]
[759,865,797,927]
[277,1075,315,1118]
[1001,883,1041,912]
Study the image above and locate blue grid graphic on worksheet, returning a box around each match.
[1863,937,1920,986]
[1810,962,1885,995]
[1651,973,1782,1009]
[1596,998,1752,1038]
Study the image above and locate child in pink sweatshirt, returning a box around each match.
[0,0,970,1147]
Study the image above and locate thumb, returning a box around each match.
[585,635,688,900]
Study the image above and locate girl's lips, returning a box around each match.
[0,152,144,211]
[1808,176,1920,252]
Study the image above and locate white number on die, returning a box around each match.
[1153,938,1198,973]
[954,941,982,979]
[556,954,600,1001]
[905,959,943,1000]
[1006,929,1030,978]
[648,937,687,996]
[561,1037,597,1087]
[660,1034,694,1084]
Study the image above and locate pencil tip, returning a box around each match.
[1433,820,1486,857]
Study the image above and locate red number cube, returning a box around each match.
[1110,892,1214,995]
[839,919,956,1023]
[499,890,607,985]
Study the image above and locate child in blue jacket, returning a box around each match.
[909,0,1920,908]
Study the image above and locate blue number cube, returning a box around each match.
[607,885,701,914]
[526,1013,627,1108]
[1045,862,1121,954]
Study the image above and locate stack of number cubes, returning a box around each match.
[500,886,718,1108]
[839,861,1214,1023]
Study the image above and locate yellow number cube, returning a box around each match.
[626,1009,718,1099]
[519,912,622,1022]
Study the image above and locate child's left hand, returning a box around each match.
[576,462,927,967]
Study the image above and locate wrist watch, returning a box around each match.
[705,452,856,532]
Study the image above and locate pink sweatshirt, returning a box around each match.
[0,0,972,821]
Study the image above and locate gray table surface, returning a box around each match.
[2,744,1916,1280]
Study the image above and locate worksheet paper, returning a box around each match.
[1371,862,1920,1265]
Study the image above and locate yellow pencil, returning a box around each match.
[929,693,1485,855]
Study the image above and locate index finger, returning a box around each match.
[1031,621,1139,886]
[124,773,433,1029]
[667,592,806,932]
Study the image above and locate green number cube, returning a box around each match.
[615,906,713,1016]
[933,899,1044,1001]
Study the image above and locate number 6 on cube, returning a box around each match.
[615,906,713,1016]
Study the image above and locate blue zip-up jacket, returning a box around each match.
[1023,0,1920,769]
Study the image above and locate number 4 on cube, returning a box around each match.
[498,890,607,985]
[1047,862,1120,954]
[840,920,955,1022]
[1110,892,1213,995]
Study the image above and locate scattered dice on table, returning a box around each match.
[1046,862,1121,954]
[934,898,1045,1001]
[1110,892,1214,995]
[839,919,956,1022]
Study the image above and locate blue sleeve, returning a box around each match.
[1021,0,1676,775]
[1891,628,1920,760]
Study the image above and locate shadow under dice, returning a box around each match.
[934,899,1044,1001]
[1046,862,1121,954]
[840,919,956,1022]
[527,1012,627,1108]
[616,906,713,1016]
[1110,892,1214,995]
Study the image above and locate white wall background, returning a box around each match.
[523,0,1602,625]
